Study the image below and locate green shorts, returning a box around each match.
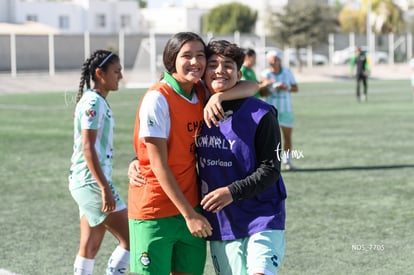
[129,212,206,275]
[70,181,126,227]
[210,230,285,275]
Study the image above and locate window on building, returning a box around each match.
[59,15,70,29]
[26,14,38,22]
[96,14,106,28]
[121,14,131,28]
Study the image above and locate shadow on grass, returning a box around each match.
[285,164,414,172]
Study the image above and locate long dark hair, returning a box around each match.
[76,50,119,104]
[162,32,206,75]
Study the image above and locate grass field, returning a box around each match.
[1,79,414,275]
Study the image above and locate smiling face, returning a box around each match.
[172,40,206,92]
[204,54,241,94]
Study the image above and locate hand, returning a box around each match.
[272,82,282,89]
[272,82,288,91]
[281,83,289,90]
[185,212,213,238]
[261,79,274,87]
[200,187,233,214]
[101,188,116,213]
[204,93,225,128]
[128,159,146,187]
[258,86,271,97]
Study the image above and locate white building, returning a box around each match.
[139,7,206,34]
[0,0,140,34]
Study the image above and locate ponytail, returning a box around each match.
[75,50,119,104]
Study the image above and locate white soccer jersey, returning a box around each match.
[138,82,202,140]
[139,90,170,139]
[69,90,114,189]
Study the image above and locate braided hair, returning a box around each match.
[76,50,119,104]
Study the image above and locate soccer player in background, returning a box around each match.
[241,47,272,100]
[260,50,299,170]
[350,46,371,102]
[69,50,130,275]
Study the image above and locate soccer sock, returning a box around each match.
[74,255,94,275]
[106,246,130,275]
[283,151,290,164]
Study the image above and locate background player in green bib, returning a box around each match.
[240,48,269,100]
[69,50,130,275]
[241,48,258,82]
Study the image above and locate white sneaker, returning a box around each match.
[284,161,297,171]
[361,94,367,102]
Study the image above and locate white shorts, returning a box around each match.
[70,181,126,227]
[209,230,285,275]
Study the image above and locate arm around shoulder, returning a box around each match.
[220,80,259,100]
[204,80,259,128]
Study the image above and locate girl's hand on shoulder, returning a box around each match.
[204,93,225,128]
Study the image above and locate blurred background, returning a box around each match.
[1,0,413,83]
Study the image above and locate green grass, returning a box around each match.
[1,79,413,274]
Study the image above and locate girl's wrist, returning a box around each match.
[214,92,223,102]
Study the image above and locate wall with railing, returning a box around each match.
[1,31,412,79]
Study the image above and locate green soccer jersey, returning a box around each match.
[241,65,261,98]
[240,65,258,82]
[69,90,114,189]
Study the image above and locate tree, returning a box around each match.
[369,0,404,33]
[338,7,366,33]
[134,0,147,8]
[338,0,405,34]
[268,2,337,68]
[203,2,257,34]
